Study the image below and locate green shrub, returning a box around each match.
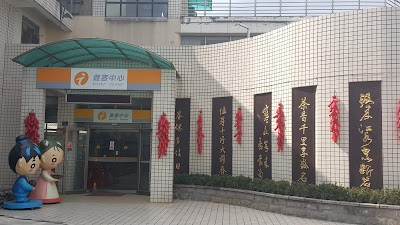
[225,176,252,189]
[174,174,400,205]
[347,187,371,203]
[382,189,400,205]
[317,183,348,201]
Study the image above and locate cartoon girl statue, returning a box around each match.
[3,135,43,209]
[29,139,64,204]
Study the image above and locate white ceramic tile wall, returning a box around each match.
[92,0,105,17]
[19,67,47,184]
[147,7,400,189]
[0,43,36,189]
[0,2,17,189]
[150,69,176,202]
[20,67,46,137]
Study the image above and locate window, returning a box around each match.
[206,36,230,45]
[181,36,205,46]
[106,0,168,17]
[45,96,59,140]
[181,35,252,46]
[45,96,59,123]
[58,0,93,16]
[21,17,39,44]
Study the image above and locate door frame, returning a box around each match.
[62,125,90,194]
[137,131,151,195]
[82,128,90,190]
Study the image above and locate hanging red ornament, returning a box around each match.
[397,100,400,139]
[196,109,204,154]
[234,107,242,144]
[24,110,40,144]
[273,103,285,152]
[328,95,340,143]
[156,112,170,158]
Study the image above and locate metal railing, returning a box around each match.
[386,0,400,6]
[34,0,73,31]
[181,0,400,17]
[58,0,93,16]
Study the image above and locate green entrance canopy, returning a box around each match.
[12,38,176,70]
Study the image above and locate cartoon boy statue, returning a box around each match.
[3,135,43,209]
[29,139,64,203]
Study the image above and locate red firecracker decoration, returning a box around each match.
[397,100,400,139]
[328,95,340,143]
[156,112,170,158]
[234,107,242,144]
[273,103,285,152]
[24,111,40,144]
[196,109,204,154]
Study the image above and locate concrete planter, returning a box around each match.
[174,185,400,225]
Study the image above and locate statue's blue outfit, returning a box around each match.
[12,175,33,203]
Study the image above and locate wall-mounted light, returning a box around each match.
[235,23,251,38]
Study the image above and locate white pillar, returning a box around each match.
[150,70,176,203]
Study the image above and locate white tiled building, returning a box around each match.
[0,0,399,203]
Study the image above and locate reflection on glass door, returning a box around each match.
[87,129,139,190]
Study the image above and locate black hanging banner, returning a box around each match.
[254,93,272,179]
[212,97,233,175]
[349,81,382,189]
[292,86,316,184]
[174,98,190,174]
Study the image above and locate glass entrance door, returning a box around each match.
[87,129,153,192]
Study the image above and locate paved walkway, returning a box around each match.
[0,194,356,225]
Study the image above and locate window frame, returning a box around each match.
[21,16,39,44]
[105,0,168,18]
[58,0,93,16]
[181,35,259,46]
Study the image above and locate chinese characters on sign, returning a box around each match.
[93,109,132,123]
[349,82,382,189]
[292,86,316,184]
[212,97,232,175]
[358,93,374,188]
[298,97,310,183]
[254,93,272,179]
[174,99,190,174]
[219,106,227,175]
[71,68,128,90]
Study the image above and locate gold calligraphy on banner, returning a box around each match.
[175,110,184,171]
[298,97,310,183]
[219,106,227,175]
[263,105,269,124]
[358,92,374,188]
[257,104,270,178]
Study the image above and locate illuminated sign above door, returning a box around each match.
[74,109,151,124]
[36,68,161,91]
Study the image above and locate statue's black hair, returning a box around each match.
[38,139,63,154]
[8,135,41,174]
